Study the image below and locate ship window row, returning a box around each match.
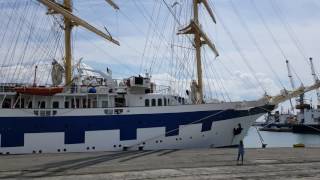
[1,97,109,109]
[145,98,169,107]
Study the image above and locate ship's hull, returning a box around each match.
[292,124,320,134]
[0,104,274,155]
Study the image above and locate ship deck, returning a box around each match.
[0,147,319,179]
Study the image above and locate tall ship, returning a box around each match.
[0,0,319,155]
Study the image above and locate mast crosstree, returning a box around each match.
[178,0,219,103]
[37,0,120,85]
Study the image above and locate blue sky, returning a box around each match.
[1,0,320,103]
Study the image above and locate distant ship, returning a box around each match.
[260,110,296,132]
[0,0,318,155]
[293,58,320,134]
[293,103,320,134]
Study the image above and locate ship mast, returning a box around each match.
[37,0,120,86]
[193,0,203,103]
[178,0,219,103]
[64,0,72,85]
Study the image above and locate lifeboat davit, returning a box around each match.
[14,86,64,96]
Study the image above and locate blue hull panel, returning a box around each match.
[0,105,274,147]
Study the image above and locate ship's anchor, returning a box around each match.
[233,123,243,136]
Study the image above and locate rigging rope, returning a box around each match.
[0,0,64,85]
[229,0,286,90]
[269,0,309,64]
[251,0,288,61]
[251,0,304,86]
[209,1,267,94]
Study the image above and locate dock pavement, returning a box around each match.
[0,147,319,179]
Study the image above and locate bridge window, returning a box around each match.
[151,99,156,106]
[2,98,11,108]
[52,101,59,109]
[102,101,108,108]
[145,99,150,107]
[64,101,69,108]
[158,99,162,106]
[92,101,98,108]
[28,101,32,109]
[82,99,87,108]
[39,101,46,109]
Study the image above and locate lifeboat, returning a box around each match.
[14,86,64,96]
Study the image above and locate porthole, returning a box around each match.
[119,144,122,147]
[57,149,61,152]
[143,142,146,145]
[32,150,36,154]
[86,147,90,150]
[92,146,95,150]
[63,148,67,152]
[155,140,159,143]
[39,150,42,154]
[6,152,10,155]
[190,137,192,139]
[179,138,182,140]
[160,140,163,143]
[176,138,178,141]
[113,145,117,148]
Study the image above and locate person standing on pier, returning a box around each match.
[237,140,244,165]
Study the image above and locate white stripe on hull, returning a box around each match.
[0,113,261,155]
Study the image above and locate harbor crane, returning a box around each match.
[309,57,320,109]
[285,60,296,112]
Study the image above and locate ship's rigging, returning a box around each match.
[37,0,120,85]
[0,0,319,105]
[1,0,320,155]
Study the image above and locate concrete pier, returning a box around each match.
[0,148,319,179]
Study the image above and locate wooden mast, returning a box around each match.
[193,0,203,103]
[37,0,120,86]
[64,0,73,86]
[178,0,219,103]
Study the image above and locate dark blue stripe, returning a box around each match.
[0,105,274,147]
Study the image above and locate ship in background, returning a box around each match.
[260,58,320,134]
[292,58,320,134]
[0,0,319,155]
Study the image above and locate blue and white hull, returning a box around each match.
[0,103,274,155]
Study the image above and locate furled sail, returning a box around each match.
[51,60,64,86]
